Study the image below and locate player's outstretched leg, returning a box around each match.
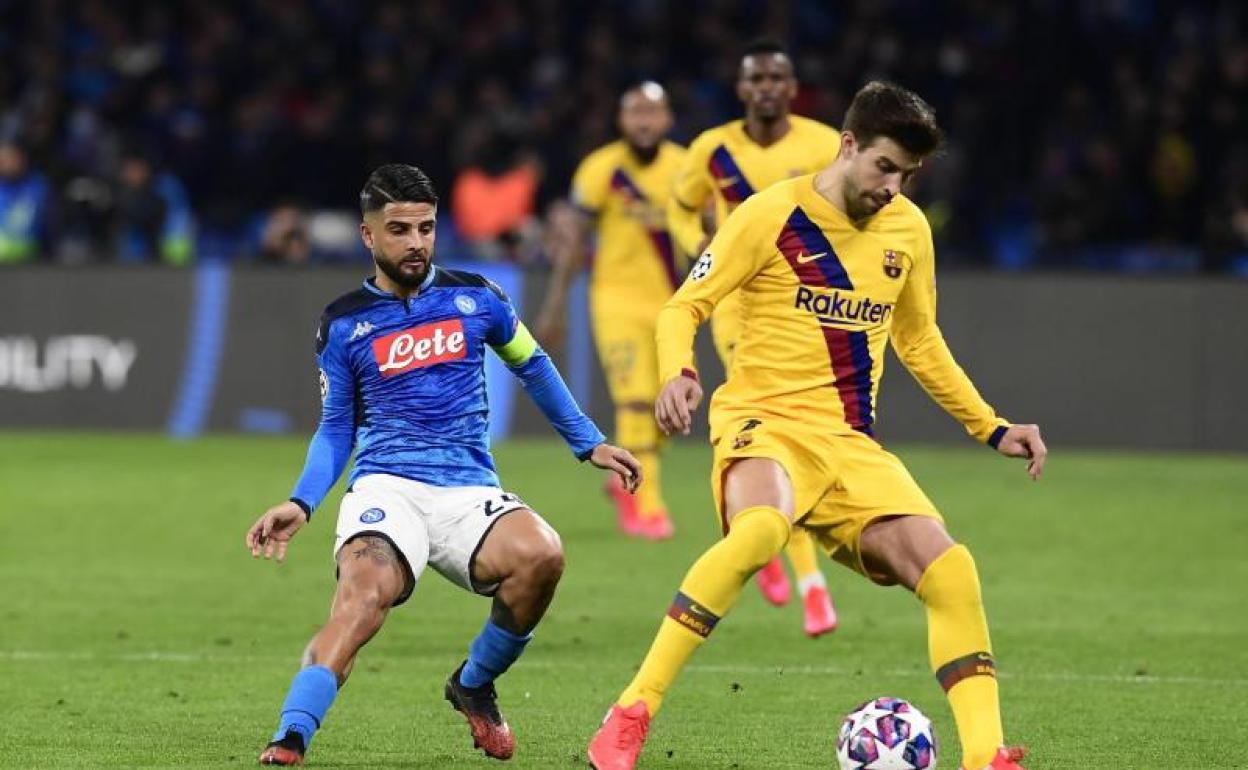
[446,509,564,760]
[786,527,838,637]
[259,535,412,766]
[588,459,793,770]
[859,516,1026,770]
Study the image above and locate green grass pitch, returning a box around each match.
[1,432,1245,769]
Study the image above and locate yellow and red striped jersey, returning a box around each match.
[571,139,687,305]
[657,175,1009,442]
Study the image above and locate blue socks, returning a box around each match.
[272,664,339,746]
[268,624,527,749]
[459,619,533,689]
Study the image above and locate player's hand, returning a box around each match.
[588,443,642,493]
[656,373,703,436]
[245,501,307,562]
[995,424,1047,480]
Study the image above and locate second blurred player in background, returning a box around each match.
[667,39,842,636]
[536,82,685,540]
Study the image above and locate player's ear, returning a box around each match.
[839,131,857,159]
[360,220,375,250]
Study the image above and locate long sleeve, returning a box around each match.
[889,226,1009,445]
[289,319,356,515]
[486,288,605,458]
[656,193,769,384]
[666,136,714,256]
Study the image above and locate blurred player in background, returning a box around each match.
[667,39,842,635]
[590,82,1045,770]
[536,82,685,540]
[245,164,641,766]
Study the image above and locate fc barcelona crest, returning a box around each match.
[883,249,906,279]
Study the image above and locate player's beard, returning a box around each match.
[753,97,785,123]
[842,176,883,223]
[627,140,660,164]
[375,249,431,289]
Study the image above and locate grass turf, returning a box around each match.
[1,432,1245,769]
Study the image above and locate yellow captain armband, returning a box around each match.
[492,322,539,367]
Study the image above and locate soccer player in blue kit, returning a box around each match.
[245,164,642,766]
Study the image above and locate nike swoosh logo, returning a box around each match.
[796,251,828,264]
[715,176,741,188]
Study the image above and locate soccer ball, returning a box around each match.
[835,696,937,770]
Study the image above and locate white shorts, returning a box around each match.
[333,473,529,603]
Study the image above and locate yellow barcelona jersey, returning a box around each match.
[667,116,841,257]
[571,140,687,303]
[657,175,1009,443]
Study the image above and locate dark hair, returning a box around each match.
[740,37,789,61]
[843,81,945,158]
[359,164,439,215]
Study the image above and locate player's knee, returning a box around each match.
[512,528,565,586]
[334,583,389,631]
[914,543,982,606]
[861,515,955,591]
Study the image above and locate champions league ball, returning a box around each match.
[836,697,937,770]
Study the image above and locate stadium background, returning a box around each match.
[2,3,1247,769]
[3,0,1247,450]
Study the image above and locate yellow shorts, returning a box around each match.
[590,293,663,406]
[709,409,942,584]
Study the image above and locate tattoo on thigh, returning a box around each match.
[348,535,399,571]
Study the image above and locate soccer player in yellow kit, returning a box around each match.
[535,82,684,539]
[667,39,841,635]
[588,82,1047,770]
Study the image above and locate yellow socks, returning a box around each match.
[785,526,822,590]
[915,545,1002,770]
[615,406,666,517]
[618,506,790,713]
[634,450,665,517]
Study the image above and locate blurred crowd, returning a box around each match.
[1,0,1246,272]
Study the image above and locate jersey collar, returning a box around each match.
[362,264,439,298]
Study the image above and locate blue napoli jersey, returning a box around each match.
[290,265,604,513]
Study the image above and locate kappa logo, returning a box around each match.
[454,295,477,315]
[318,368,328,403]
[350,321,375,341]
[883,249,907,279]
[795,251,828,264]
[372,319,466,377]
[359,508,386,524]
